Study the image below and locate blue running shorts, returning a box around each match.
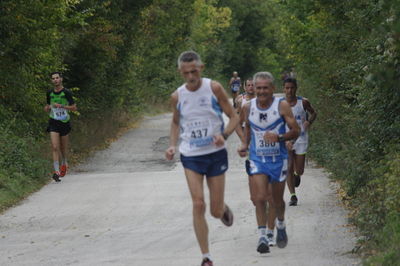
[180,149,228,178]
[247,158,288,183]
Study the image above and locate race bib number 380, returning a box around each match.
[185,119,213,148]
[254,131,280,156]
[51,107,68,121]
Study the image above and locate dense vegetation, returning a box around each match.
[1,0,399,264]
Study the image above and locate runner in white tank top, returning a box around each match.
[283,77,317,206]
[165,51,239,266]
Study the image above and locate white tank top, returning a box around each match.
[177,78,225,156]
[291,97,308,144]
[248,97,288,162]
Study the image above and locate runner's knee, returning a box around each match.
[192,199,206,215]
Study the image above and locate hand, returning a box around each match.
[237,144,248,157]
[303,121,311,131]
[213,135,225,147]
[54,103,63,108]
[264,131,278,143]
[165,146,176,160]
[44,105,51,112]
[285,141,293,150]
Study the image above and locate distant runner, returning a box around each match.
[44,72,77,182]
[229,71,241,108]
[283,77,317,206]
[165,51,239,266]
[238,72,299,253]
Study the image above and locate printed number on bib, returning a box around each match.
[186,119,213,148]
[52,107,68,121]
[254,131,280,156]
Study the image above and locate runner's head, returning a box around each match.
[50,71,63,87]
[253,72,275,101]
[283,77,297,98]
[177,51,204,89]
[233,71,238,78]
[245,78,255,96]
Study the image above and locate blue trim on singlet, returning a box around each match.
[211,96,225,133]
[249,117,285,131]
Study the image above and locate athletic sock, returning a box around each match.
[62,158,68,166]
[276,219,286,229]
[202,253,212,261]
[267,229,274,235]
[53,161,60,173]
[258,226,267,237]
[291,193,296,197]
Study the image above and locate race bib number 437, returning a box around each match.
[185,119,213,148]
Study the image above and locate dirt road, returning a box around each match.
[0,113,359,266]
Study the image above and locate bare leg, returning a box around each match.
[60,135,69,164]
[271,181,286,221]
[250,174,269,227]
[266,183,276,230]
[293,154,306,176]
[206,174,226,219]
[50,132,61,166]
[184,168,209,254]
[287,150,296,195]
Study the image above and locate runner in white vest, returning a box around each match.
[283,77,317,206]
[165,51,239,266]
[238,72,299,253]
[235,78,278,248]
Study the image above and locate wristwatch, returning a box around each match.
[222,132,229,140]
[278,134,285,142]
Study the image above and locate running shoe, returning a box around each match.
[257,236,270,253]
[289,195,298,206]
[267,233,276,246]
[276,226,288,248]
[60,164,68,177]
[201,258,213,266]
[52,171,61,182]
[294,174,301,187]
[221,204,233,226]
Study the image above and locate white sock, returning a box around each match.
[267,229,274,235]
[202,253,212,261]
[258,226,266,237]
[62,157,68,165]
[53,161,59,172]
[276,219,286,229]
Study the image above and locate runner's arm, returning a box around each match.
[264,100,300,143]
[237,103,250,157]
[165,91,179,160]
[211,81,239,141]
[303,98,317,130]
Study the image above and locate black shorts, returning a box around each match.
[47,118,71,136]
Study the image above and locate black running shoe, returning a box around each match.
[289,195,298,206]
[201,258,213,266]
[221,204,233,226]
[276,226,288,248]
[52,172,61,182]
[294,174,301,187]
[257,236,270,253]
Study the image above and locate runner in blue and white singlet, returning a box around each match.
[283,77,317,207]
[238,72,300,253]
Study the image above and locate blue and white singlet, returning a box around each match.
[291,96,309,144]
[177,78,225,157]
[248,97,288,162]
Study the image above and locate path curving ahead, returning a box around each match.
[0,113,359,266]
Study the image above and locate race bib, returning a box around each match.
[185,119,213,149]
[254,131,280,156]
[51,107,68,121]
